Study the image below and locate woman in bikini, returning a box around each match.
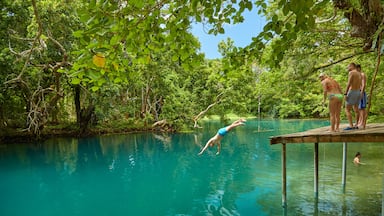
[319,73,343,132]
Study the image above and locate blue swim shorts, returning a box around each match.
[359,91,367,109]
[346,90,360,106]
[218,127,228,136]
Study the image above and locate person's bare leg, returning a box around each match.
[329,112,335,131]
[330,117,334,131]
[335,114,340,131]
[335,100,342,131]
[357,109,363,126]
[358,109,366,127]
[353,105,360,128]
[226,119,246,132]
[361,109,367,128]
[329,100,336,131]
[216,142,221,155]
[345,105,353,128]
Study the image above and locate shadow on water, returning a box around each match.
[0,119,382,216]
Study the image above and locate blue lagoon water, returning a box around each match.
[0,119,383,216]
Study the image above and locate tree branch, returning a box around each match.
[193,92,224,128]
[312,50,373,71]
[316,7,338,24]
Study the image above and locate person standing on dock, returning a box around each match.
[319,73,343,132]
[344,63,362,130]
[198,119,246,155]
[356,64,367,128]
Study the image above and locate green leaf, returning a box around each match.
[110,35,121,45]
[282,5,290,15]
[171,54,179,62]
[86,15,96,25]
[114,77,122,83]
[131,0,144,8]
[71,78,81,85]
[245,1,253,11]
[89,71,101,80]
[196,15,201,22]
[91,86,99,92]
[97,78,105,86]
[93,47,109,53]
[73,30,84,38]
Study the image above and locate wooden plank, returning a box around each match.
[271,134,384,144]
[270,123,384,145]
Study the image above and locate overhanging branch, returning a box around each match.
[313,50,373,71]
[193,91,225,128]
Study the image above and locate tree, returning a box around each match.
[242,0,384,68]
[1,0,79,136]
[228,0,384,119]
[2,0,384,139]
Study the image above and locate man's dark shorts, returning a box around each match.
[359,91,367,109]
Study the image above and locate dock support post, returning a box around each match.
[381,166,384,216]
[342,142,347,193]
[282,143,287,209]
[314,142,319,216]
[314,142,319,200]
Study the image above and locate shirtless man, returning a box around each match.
[344,63,362,130]
[319,73,343,132]
[356,65,367,128]
[198,119,246,155]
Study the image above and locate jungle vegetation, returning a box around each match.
[1,0,383,140]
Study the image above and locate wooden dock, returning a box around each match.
[269,123,384,211]
[270,123,384,144]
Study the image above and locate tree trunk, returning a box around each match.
[50,71,62,124]
[333,0,384,50]
[141,84,151,119]
[73,85,96,135]
[0,104,4,130]
[79,104,95,135]
[74,85,81,124]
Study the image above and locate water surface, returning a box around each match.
[0,119,383,215]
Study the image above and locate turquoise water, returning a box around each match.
[0,119,383,216]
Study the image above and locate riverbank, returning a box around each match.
[0,121,155,144]
[0,114,254,144]
[0,127,144,144]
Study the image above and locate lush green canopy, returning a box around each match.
[1,0,383,137]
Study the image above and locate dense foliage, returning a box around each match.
[1,0,383,138]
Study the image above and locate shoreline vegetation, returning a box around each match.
[1,115,382,144]
[0,115,248,144]
[2,1,384,149]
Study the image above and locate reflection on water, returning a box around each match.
[0,119,382,216]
